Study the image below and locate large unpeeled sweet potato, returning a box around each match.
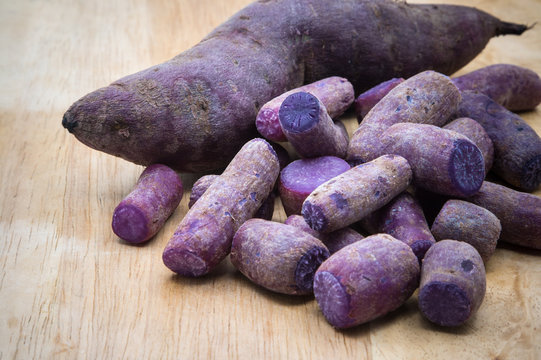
[62,0,527,172]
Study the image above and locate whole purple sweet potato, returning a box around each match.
[452,64,541,111]
[313,234,420,329]
[188,174,276,220]
[431,200,501,263]
[285,215,364,254]
[443,117,494,175]
[347,71,462,164]
[360,192,435,262]
[302,154,412,233]
[354,77,404,121]
[162,138,280,277]
[419,240,486,327]
[466,181,541,250]
[457,91,541,191]
[279,156,350,216]
[62,0,527,172]
[231,219,330,295]
[279,92,349,159]
[377,123,485,197]
[112,164,183,244]
[256,76,354,142]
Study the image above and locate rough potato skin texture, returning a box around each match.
[431,200,500,263]
[452,64,541,111]
[112,164,183,244]
[302,154,412,233]
[360,192,435,262]
[466,181,541,250]
[188,174,275,220]
[457,91,541,191]
[162,139,280,277]
[378,123,485,197]
[313,234,420,329]
[444,117,494,175]
[279,92,349,158]
[256,77,354,142]
[279,156,350,216]
[62,0,527,172]
[285,215,364,254]
[230,219,329,295]
[354,77,404,121]
[419,240,486,327]
[347,71,461,164]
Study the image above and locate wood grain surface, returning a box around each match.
[1,0,540,359]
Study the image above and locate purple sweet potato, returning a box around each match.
[279,156,350,216]
[443,117,494,175]
[256,77,354,142]
[419,240,486,327]
[302,154,412,233]
[112,164,183,244]
[230,219,329,295]
[278,92,349,159]
[347,71,462,164]
[466,181,541,250]
[431,200,501,263]
[354,77,404,121]
[313,234,420,328]
[285,215,364,254]
[360,192,435,262]
[457,91,541,191]
[162,139,280,277]
[452,64,541,111]
[62,0,527,172]
[188,174,276,220]
[377,123,485,197]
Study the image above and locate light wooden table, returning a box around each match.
[1,0,540,358]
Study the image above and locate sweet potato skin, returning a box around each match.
[188,174,275,220]
[347,71,462,164]
[62,0,527,172]
[112,164,183,244]
[457,91,541,191]
[256,77,354,142]
[313,234,420,328]
[466,181,541,250]
[419,240,486,327]
[354,77,404,121]
[360,192,435,262]
[302,154,412,233]
[431,200,500,263]
[162,139,280,277]
[452,64,541,111]
[230,219,329,295]
[285,215,364,254]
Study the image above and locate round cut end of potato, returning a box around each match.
[112,203,149,243]
[418,281,471,326]
[302,201,329,232]
[522,154,541,191]
[313,271,352,328]
[294,246,330,292]
[162,247,209,277]
[279,92,320,133]
[449,139,485,196]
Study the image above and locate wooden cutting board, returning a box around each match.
[0,0,540,358]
